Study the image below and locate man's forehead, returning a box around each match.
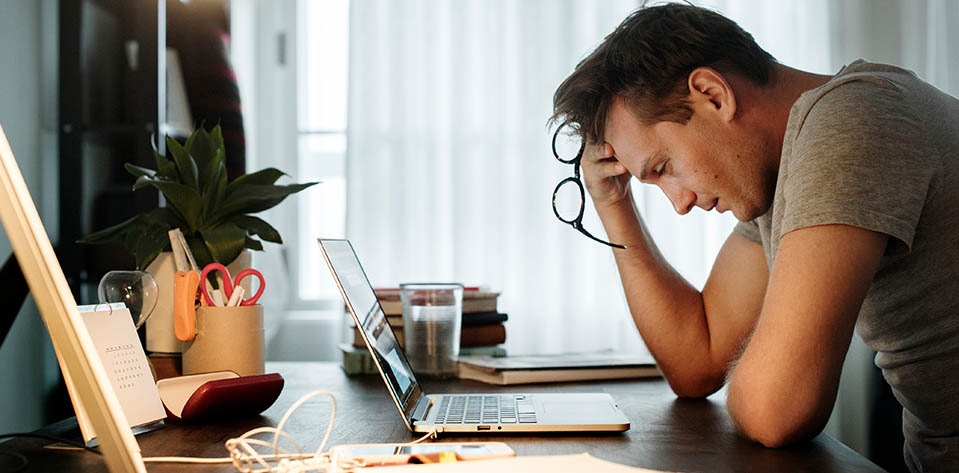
[604,101,658,153]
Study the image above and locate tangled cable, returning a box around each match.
[142,390,439,473]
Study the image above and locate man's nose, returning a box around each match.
[660,182,696,215]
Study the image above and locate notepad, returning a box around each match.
[54,304,166,445]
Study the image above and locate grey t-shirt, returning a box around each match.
[734,60,959,472]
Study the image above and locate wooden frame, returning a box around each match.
[0,124,145,472]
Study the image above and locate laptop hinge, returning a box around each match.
[411,395,433,422]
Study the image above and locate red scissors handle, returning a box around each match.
[199,263,266,306]
[233,269,266,306]
[199,263,234,306]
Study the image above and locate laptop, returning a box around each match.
[318,238,630,433]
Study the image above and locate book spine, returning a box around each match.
[339,344,380,375]
[376,298,499,316]
[460,324,506,347]
[459,346,507,357]
[352,324,506,349]
[342,343,505,375]
[380,312,507,329]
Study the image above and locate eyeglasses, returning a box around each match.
[551,124,627,249]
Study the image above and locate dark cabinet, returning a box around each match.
[58,0,166,303]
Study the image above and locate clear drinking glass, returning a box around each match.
[400,283,463,378]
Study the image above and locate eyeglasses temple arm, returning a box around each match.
[573,223,627,249]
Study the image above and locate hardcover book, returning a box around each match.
[353,323,506,349]
[340,343,507,376]
[373,287,500,315]
[457,351,660,385]
[382,311,508,329]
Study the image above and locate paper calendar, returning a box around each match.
[54,303,166,445]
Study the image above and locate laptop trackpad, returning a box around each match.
[542,400,619,423]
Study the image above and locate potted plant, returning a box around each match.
[80,125,316,354]
[79,125,317,270]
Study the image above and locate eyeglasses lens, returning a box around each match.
[553,129,583,162]
[553,180,583,223]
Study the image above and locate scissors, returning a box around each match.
[199,263,266,307]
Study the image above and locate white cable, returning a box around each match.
[141,390,442,473]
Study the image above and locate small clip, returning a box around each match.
[92,302,114,316]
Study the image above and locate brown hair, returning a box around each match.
[551,2,777,143]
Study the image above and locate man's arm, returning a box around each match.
[726,224,887,447]
[597,193,768,398]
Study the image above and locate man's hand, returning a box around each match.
[581,142,633,208]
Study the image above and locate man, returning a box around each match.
[550,4,959,472]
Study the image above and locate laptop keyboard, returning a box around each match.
[432,395,537,424]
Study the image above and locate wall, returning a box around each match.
[0,0,62,433]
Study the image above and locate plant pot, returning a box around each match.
[145,250,253,353]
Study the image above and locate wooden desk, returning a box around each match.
[3,362,884,472]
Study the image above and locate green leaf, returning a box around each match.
[244,236,264,251]
[213,159,228,208]
[134,225,172,270]
[82,207,187,265]
[153,149,178,179]
[132,178,204,231]
[123,224,146,254]
[233,215,282,244]
[190,126,220,179]
[132,174,154,191]
[197,142,225,195]
[226,168,286,194]
[145,206,187,229]
[186,233,215,270]
[124,163,156,179]
[200,162,224,222]
[200,223,247,265]
[183,128,198,153]
[77,215,141,244]
[213,182,318,222]
[166,136,199,191]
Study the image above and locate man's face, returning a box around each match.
[603,96,775,221]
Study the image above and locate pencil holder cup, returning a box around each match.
[182,304,265,377]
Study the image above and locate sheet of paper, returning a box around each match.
[64,304,166,443]
[356,453,673,472]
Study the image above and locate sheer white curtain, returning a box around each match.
[829,0,959,93]
[346,0,840,354]
[347,0,642,354]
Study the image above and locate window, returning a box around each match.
[294,0,350,304]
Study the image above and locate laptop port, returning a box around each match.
[477,425,491,431]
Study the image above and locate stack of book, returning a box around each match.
[341,287,508,375]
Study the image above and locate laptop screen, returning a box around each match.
[318,239,421,412]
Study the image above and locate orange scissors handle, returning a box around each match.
[173,270,200,341]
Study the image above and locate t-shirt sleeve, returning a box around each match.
[780,78,940,255]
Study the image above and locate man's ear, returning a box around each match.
[688,67,737,123]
